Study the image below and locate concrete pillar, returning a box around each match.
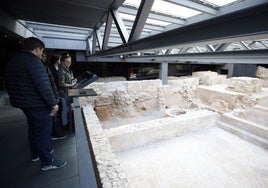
[220,64,234,78]
[159,62,168,85]
[227,64,234,78]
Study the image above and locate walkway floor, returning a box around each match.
[0,106,80,188]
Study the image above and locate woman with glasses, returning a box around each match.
[58,53,76,128]
[58,53,76,100]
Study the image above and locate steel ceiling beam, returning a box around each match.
[215,43,229,52]
[35,30,87,40]
[124,49,268,64]
[91,3,268,57]
[111,0,126,10]
[26,22,91,34]
[128,0,154,42]
[99,27,150,37]
[240,41,251,50]
[80,49,268,64]
[94,29,103,50]
[124,20,165,32]
[102,11,113,50]
[0,10,36,38]
[110,9,129,43]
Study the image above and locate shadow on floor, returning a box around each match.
[0,106,79,188]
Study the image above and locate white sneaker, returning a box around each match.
[41,159,67,171]
[32,156,40,162]
[51,135,67,141]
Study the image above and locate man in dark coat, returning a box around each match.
[5,37,66,171]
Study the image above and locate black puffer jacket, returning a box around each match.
[5,50,57,109]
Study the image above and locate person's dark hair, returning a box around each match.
[50,54,61,65]
[22,37,45,51]
[60,52,71,62]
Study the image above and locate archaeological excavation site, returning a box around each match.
[2,1,268,187]
[77,67,268,188]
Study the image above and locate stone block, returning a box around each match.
[192,71,227,85]
[108,110,219,152]
[226,77,262,94]
[256,66,268,78]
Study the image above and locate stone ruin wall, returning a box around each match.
[80,68,268,120]
[82,79,165,121]
[83,106,130,188]
[226,77,262,94]
[192,70,227,85]
[80,68,268,188]
[162,76,203,110]
[256,66,268,87]
[192,70,268,113]
[81,77,205,121]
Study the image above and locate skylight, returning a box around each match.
[123,0,240,18]
[203,0,239,7]
[123,0,141,8]
[152,1,200,18]
[119,8,170,26]
[123,0,200,18]
[119,13,136,21]
[146,18,170,26]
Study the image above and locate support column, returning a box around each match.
[221,63,234,78]
[159,62,168,85]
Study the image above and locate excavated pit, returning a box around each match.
[80,71,268,188]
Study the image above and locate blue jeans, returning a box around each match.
[60,98,69,126]
[23,107,53,165]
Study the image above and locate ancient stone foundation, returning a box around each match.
[80,70,268,188]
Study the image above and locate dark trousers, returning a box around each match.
[58,93,70,126]
[52,114,65,137]
[23,107,53,165]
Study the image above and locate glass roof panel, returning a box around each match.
[205,0,239,7]
[123,0,200,19]
[123,0,141,8]
[152,0,200,18]
[119,13,136,21]
[119,13,170,27]
[146,18,170,26]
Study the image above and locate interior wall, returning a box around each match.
[0,34,23,90]
[232,64,257,77]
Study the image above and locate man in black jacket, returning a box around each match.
[5,37,66,171]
